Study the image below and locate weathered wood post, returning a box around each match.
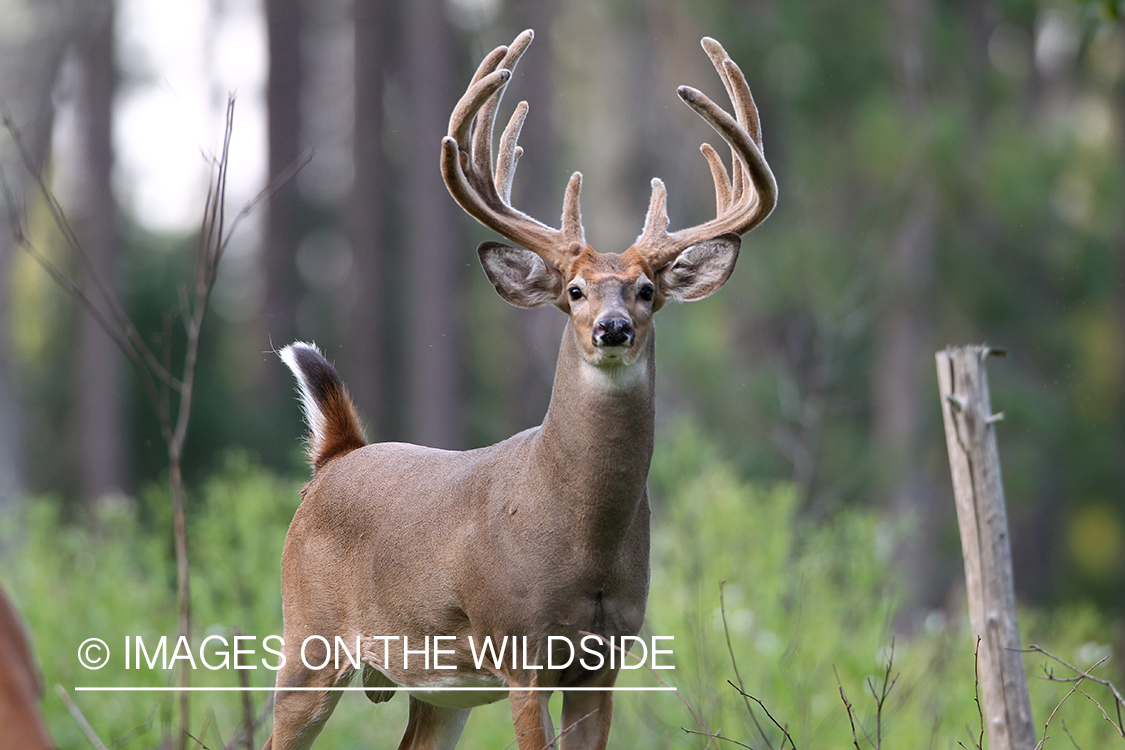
[936,345,1035,750]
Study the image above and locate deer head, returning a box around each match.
[441,30,777,373]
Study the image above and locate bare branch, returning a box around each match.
[218,147,313,269]
[223,693,274,750]
[1028,644,1125,737]
[3,108,180,391]
[54,684,110,750]
[1077,689,1125,739]
[185,730,213,750]
[968,636,984,750]
[11,89,298,750]
[725,683,797,750]
[2,140,177,445]
[863,638,899,749]
[681,727,757,750]
[834,667,861,750]
[720,581,774,750]
[1061,719,1084,749]
[1033,673,1085,750]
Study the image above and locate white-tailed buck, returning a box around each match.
[266,30,775,750]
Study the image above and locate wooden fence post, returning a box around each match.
[936,345,1035,750]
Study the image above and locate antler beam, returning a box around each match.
[635,37,778,271]
[440,30,585,270]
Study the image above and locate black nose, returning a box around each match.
[594,317,635,348]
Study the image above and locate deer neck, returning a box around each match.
[534,321,655,527]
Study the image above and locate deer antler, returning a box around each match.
[440,30,585,270]
[635,37,778,271]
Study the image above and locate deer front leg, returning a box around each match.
[559,671,615,750]
[262,660,350,750]
[397,696,470,750]
[510,686,555,749]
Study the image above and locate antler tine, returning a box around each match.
[700,142,732,214]
[703,40,766,205]
[636,37,777,271]
[496,101,528,205]
[447,68,511,149]
[471,30,534,184]
[441,30,584,269]
[701,40,746,205]
[468,44,509,87]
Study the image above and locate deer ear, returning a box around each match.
[659,234,741,302]
[478,242,565,308]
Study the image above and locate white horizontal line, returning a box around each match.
[75,686,676,693]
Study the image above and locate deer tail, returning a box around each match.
[279,342,367,471]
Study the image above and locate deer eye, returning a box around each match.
[568,286,583,301]
[638,284,655,301]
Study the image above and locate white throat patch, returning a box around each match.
[580,356,649,393]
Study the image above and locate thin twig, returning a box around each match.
[1,165,175,440]
[216,147,313,272]
[3,109,181,392]
[55,684,110,750]
[834,667,861,750]
[554,708,598,748]
[865,638,898,749]
[168,94,239,750]
[1077,689,1125,738]
[1028,644,1124,737]
[726,683,797,750]
[720,581,774,750]
[185,730,212,750]
[1060,718,1083,749]
[966,636,984,750]
[682,727,756,749]
[231,627,255,749]
[224,694,274,750]
[1033,671,1085,749]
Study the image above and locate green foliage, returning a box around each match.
[0,454,305,748]
[4,438,1120,748]
[629,423,1124,749]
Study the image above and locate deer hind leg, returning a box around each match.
[261,656,352,750]
[397,695,470,750]
[510,688,555,750]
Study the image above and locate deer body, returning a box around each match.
[265,29,774,750]
[281,321,653,692]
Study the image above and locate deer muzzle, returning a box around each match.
[593,317,635,349]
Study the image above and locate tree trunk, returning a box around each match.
[348,0,390,435]
[264,0,305,361]
[509,0,565,433]
[0,23,70,515]
[936,346,1035,750]
[0,207,20,518]
[402,0,462,449]
[73,0,125,505]
[875,0,939,625]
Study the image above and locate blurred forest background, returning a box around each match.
[1,0,1125,746]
